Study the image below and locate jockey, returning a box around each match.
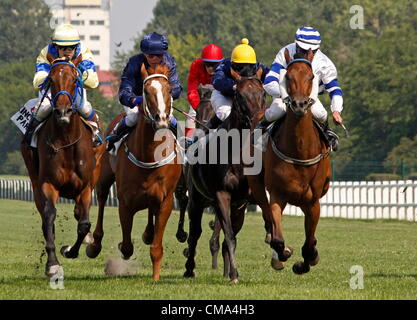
[24,24,102,146]
[185,44,224,139]
[258,26,343,151]
[207,38,269,130]
[106,32,182,151]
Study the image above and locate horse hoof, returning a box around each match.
[45,264,63,278]
[292,261,310,275]
[176,231,188,243]
[183,248,190,258]
[230,278,239,285]
[183,270,195,278]
[86,243,101,259]
[309,253,320,266]
[264,233,271,244]
[60,245,78,259]
[142,233,153,245]
[82,232,94,245]
[208,220,215,230]
[271,258,285,270]
[284,246,293,259]
[118,242,132,260]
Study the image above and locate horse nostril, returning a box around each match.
[54,109,63,117]
[154,114,160,122]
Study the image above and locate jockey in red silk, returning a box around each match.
[23,24,102,146]
[106,32,183,151]
[185,44,224,138]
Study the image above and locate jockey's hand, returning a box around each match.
[131,96,143,107]
[332,111,343,126]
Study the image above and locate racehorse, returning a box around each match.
[86,64,182,281]
[249,49,331,274]
[20,55,105,277]
[175,84,215,244]
[184,68,266,283]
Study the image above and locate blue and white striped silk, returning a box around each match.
[295,27,321,50]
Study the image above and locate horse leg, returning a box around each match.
[118,201,135,259]
[175,175,188,243]
[293,201,321,275]
[269,195,293,270]
[209,214,221,269]
[149,194,174,281]
[215,191,239,283]
[247,172,272,243]
[61,187,92,259]
[183,189,205,278]
[40,183,61,277]
[142,210,154,245]
[86,167,115,258]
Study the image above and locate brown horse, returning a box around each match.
[21,55,105,277]
[184,68,265,283]
[87,64,182,280]
[249,49,331,274]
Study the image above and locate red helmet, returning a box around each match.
[201,44,223,62]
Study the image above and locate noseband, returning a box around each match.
[141,73,172,123]
[41,59,84,111]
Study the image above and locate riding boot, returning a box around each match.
[88,113,103,147]
[23,117,41,145]
[105,118,133,151]
[322,121,339,151]
[204,114,222,133]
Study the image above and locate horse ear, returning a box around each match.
[73,54,83,66]
[46,52,54,64]
[230,67,241,82]
[307,49,314,62]
[140,63,149,79]
[255,67,263,80]
[284,48,292,64]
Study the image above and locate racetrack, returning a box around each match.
[0,199,416,300]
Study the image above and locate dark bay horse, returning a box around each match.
[87,64,182,280]
[184,68,266,283]
[249,49,331,274]
[21,55,105,277]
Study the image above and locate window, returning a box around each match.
[79,35,85,40]
[91,50,100,56]
[71,20,84,25]
[90,35,100,41]
[90,20,105,25]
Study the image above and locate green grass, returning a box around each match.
[0,199,416,300]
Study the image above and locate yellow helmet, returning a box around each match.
[51,24,80,46]
[231,38,256,64]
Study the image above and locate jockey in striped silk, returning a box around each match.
[24,24,102,146]
[258,27,344,151]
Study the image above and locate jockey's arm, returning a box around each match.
[187,60,201,110]
[33,46,50,89]
[167,56,183,100]
[79,48,99,89]
[263,48,287,97]
[119,56,139,108]
[212,60,235,97]
[322,59,344,125]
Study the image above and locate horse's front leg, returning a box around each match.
[293,200,321,275]
[175,175,189,243]
[61,187,92,259]
[40,183,61,277]
[209,215,221,270]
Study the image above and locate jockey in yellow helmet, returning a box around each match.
[24,24,102,146]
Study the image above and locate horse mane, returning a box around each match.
[147,63,170,77]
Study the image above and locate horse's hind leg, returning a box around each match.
[118,201,135,260]
[61,187,92,259]
[175,174,188,243]
[86,167,115,258]
[293,201,321,275]
[209,214,221,269]
[40,183,61,277]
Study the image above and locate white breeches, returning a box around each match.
[210,89,233,121]
[265,97,328,123]
[33,88,93,121]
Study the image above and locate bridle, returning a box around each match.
[234,76,265,127]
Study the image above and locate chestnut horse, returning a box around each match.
[21,56,105,277]
[184,68,265,283]
[249,49,331,274]
[87,64,182,280]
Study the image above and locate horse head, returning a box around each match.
[283,48,317,118]
[140,63,172,129]
[47,53,84,126]
[230,67,266,128]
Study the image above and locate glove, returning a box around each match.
[132,96,143,107]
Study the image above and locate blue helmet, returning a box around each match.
[140,32,168,55]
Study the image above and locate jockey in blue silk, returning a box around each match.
[105,32,183,151]
[205,38,269,130]
[258,26,344,151]
[24,24,102,146]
